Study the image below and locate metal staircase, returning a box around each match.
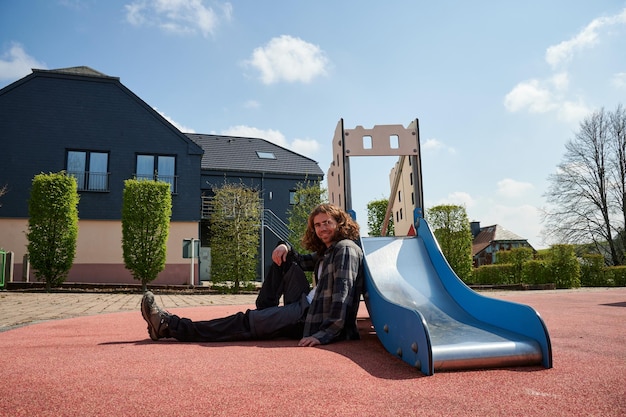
[262,209,293,243]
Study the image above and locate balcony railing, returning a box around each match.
[134,173,178,194]
[68,171,110,192]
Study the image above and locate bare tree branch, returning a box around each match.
[543,105,625,265]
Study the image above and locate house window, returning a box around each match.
[136,154,177,193]
[67,150,109,191]
[289,190,307,205]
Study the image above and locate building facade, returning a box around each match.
[0,67,322,285]
[470,222,534,267]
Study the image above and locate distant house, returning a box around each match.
[0,66,323,285]
[471,222,535,267]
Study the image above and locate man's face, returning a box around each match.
[313,212,338,247]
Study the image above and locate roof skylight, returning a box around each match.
[256,151,276,159]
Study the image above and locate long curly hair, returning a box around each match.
[301,203,360,255]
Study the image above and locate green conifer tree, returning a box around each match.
[122,179,172,291]
[27,172,79,290]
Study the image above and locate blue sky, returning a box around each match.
[1,1,625,248]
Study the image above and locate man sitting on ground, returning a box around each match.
[141,203,364,347]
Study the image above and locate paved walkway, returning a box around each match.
[0,291,258,331]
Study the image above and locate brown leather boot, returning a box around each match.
[141,291,171,340]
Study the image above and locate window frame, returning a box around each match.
[66,149,110,192]
[135,153,178,194]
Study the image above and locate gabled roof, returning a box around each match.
[0,66,204,155]
[186,133,324,177]
[472,224,528,256]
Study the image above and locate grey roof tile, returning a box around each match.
[186,133,324,177]
[471,224,530,255]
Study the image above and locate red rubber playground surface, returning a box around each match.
[1,288,624,417]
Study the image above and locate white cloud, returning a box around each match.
[504,79,557,114]
[245,35,329,84]
[545,23,600,69]
[124,0,231,37]
[545,7,626,69]
[437,191,475,209]
[291,138,320,156]
[550,72,570,91]
[505,8,625,124]
[154,108,196,133]
[422,138,456,154]
[503,74,590,123]
[496,178,534,199]
[125,1,147,25]
[0,43,46,81]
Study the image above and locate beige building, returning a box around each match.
[388,156,419,237]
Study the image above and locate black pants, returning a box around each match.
[167,261,310,342]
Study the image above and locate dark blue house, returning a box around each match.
[0,66,323,285]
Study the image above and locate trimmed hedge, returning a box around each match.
[471,244,581,288]
[580,254,608,287]
[547,244,581,289]
[522,260,551,285]
[606,266,626,287]
[471,246,626,288]
[470,264,515,285]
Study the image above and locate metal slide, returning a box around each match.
[361,219,553,376]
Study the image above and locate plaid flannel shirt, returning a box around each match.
[293,239,364,345]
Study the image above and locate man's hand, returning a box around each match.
[271,244,289,266]
[298,336,321,347]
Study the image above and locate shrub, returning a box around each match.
[27,172,79,290]
[606,266,626,287]
[472,264,516,285]
[580,254,608,287]
[122,179,172,291]
[522,259,551,285]
[496,247,534,283]
[546,244,581,289]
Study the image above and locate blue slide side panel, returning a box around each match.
[363,262,434,375]
[418,220,553,369]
